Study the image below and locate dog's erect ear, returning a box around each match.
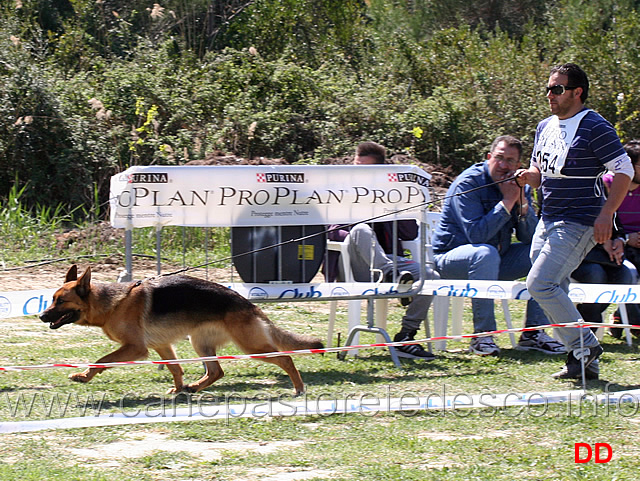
[76,266,92,298]
[65,265,78,283]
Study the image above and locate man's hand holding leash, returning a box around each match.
[514,167,541,189]
[514,167,630,245]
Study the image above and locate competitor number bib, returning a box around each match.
[533,110,590,178]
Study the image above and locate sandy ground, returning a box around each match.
[65,431,335,479]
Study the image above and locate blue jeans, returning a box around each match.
[434,242,548,333]
[528,220,600,351]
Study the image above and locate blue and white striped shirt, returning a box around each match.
[531,109,628,226]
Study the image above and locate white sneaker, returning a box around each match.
[469,336,500,356]
[516,330,566,355]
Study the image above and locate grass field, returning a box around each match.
[0,293,638,480]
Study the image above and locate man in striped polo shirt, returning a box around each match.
[516,63,633,380]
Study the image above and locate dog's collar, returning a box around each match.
[126,279,144,295]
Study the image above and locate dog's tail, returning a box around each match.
[269,324,324,352]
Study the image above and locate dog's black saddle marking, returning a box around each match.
[150,275,247,316]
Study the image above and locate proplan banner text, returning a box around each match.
[109,165,431,228]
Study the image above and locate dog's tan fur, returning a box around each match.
[40,265,323,394]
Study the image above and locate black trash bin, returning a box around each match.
[231,225,326,283]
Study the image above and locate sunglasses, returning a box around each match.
[545,84,578,95]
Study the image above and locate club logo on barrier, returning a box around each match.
[330,287,349,297]
[436,283,478,298]
[0,296,10,318]
[487,285,507,299]
[248,287,269,300]
[568,288,586,303]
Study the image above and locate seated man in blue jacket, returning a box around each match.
[432,135,565,356]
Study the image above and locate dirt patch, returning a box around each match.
[65,431,336,480]
[417,430,512,441]
[67,431,305,464]
[0,260,126,291]
[242,468,336,481]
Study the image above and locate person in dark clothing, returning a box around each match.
[326,141,437,360]
[572,224,640,336]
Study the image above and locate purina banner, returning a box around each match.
[109,165,431,228]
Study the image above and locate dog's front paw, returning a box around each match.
[69,372,91,383]
[180,384,199,394]
[166,385,197,394]
[166,386,186,395]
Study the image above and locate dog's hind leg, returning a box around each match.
[154,345,186,394]
[230,322,306,395]
[182,336,225,393]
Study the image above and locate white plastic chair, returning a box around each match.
[423,212,516,350]
[326,235,375,354]
[326,233,399,354]
[325,216,444,355]
[598,304,633,346]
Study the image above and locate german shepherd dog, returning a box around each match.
[40,265,323,395]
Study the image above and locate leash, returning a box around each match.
[1,175,521,276]
[160,175,521,277]
[2,176,524,277]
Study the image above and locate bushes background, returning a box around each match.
[1,0,640,216]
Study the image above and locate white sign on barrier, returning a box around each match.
[109,165,431,228]
[227,282,408,301]
[2,281,640,320]
[424,279,530,301]
[0,289,56,320]
[420,279,640,304]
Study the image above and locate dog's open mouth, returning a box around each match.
[47,311,78,330]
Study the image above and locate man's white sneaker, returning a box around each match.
[469,336,500,356]
[516,330,566,355]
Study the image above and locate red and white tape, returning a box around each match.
[0,321,633,373]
